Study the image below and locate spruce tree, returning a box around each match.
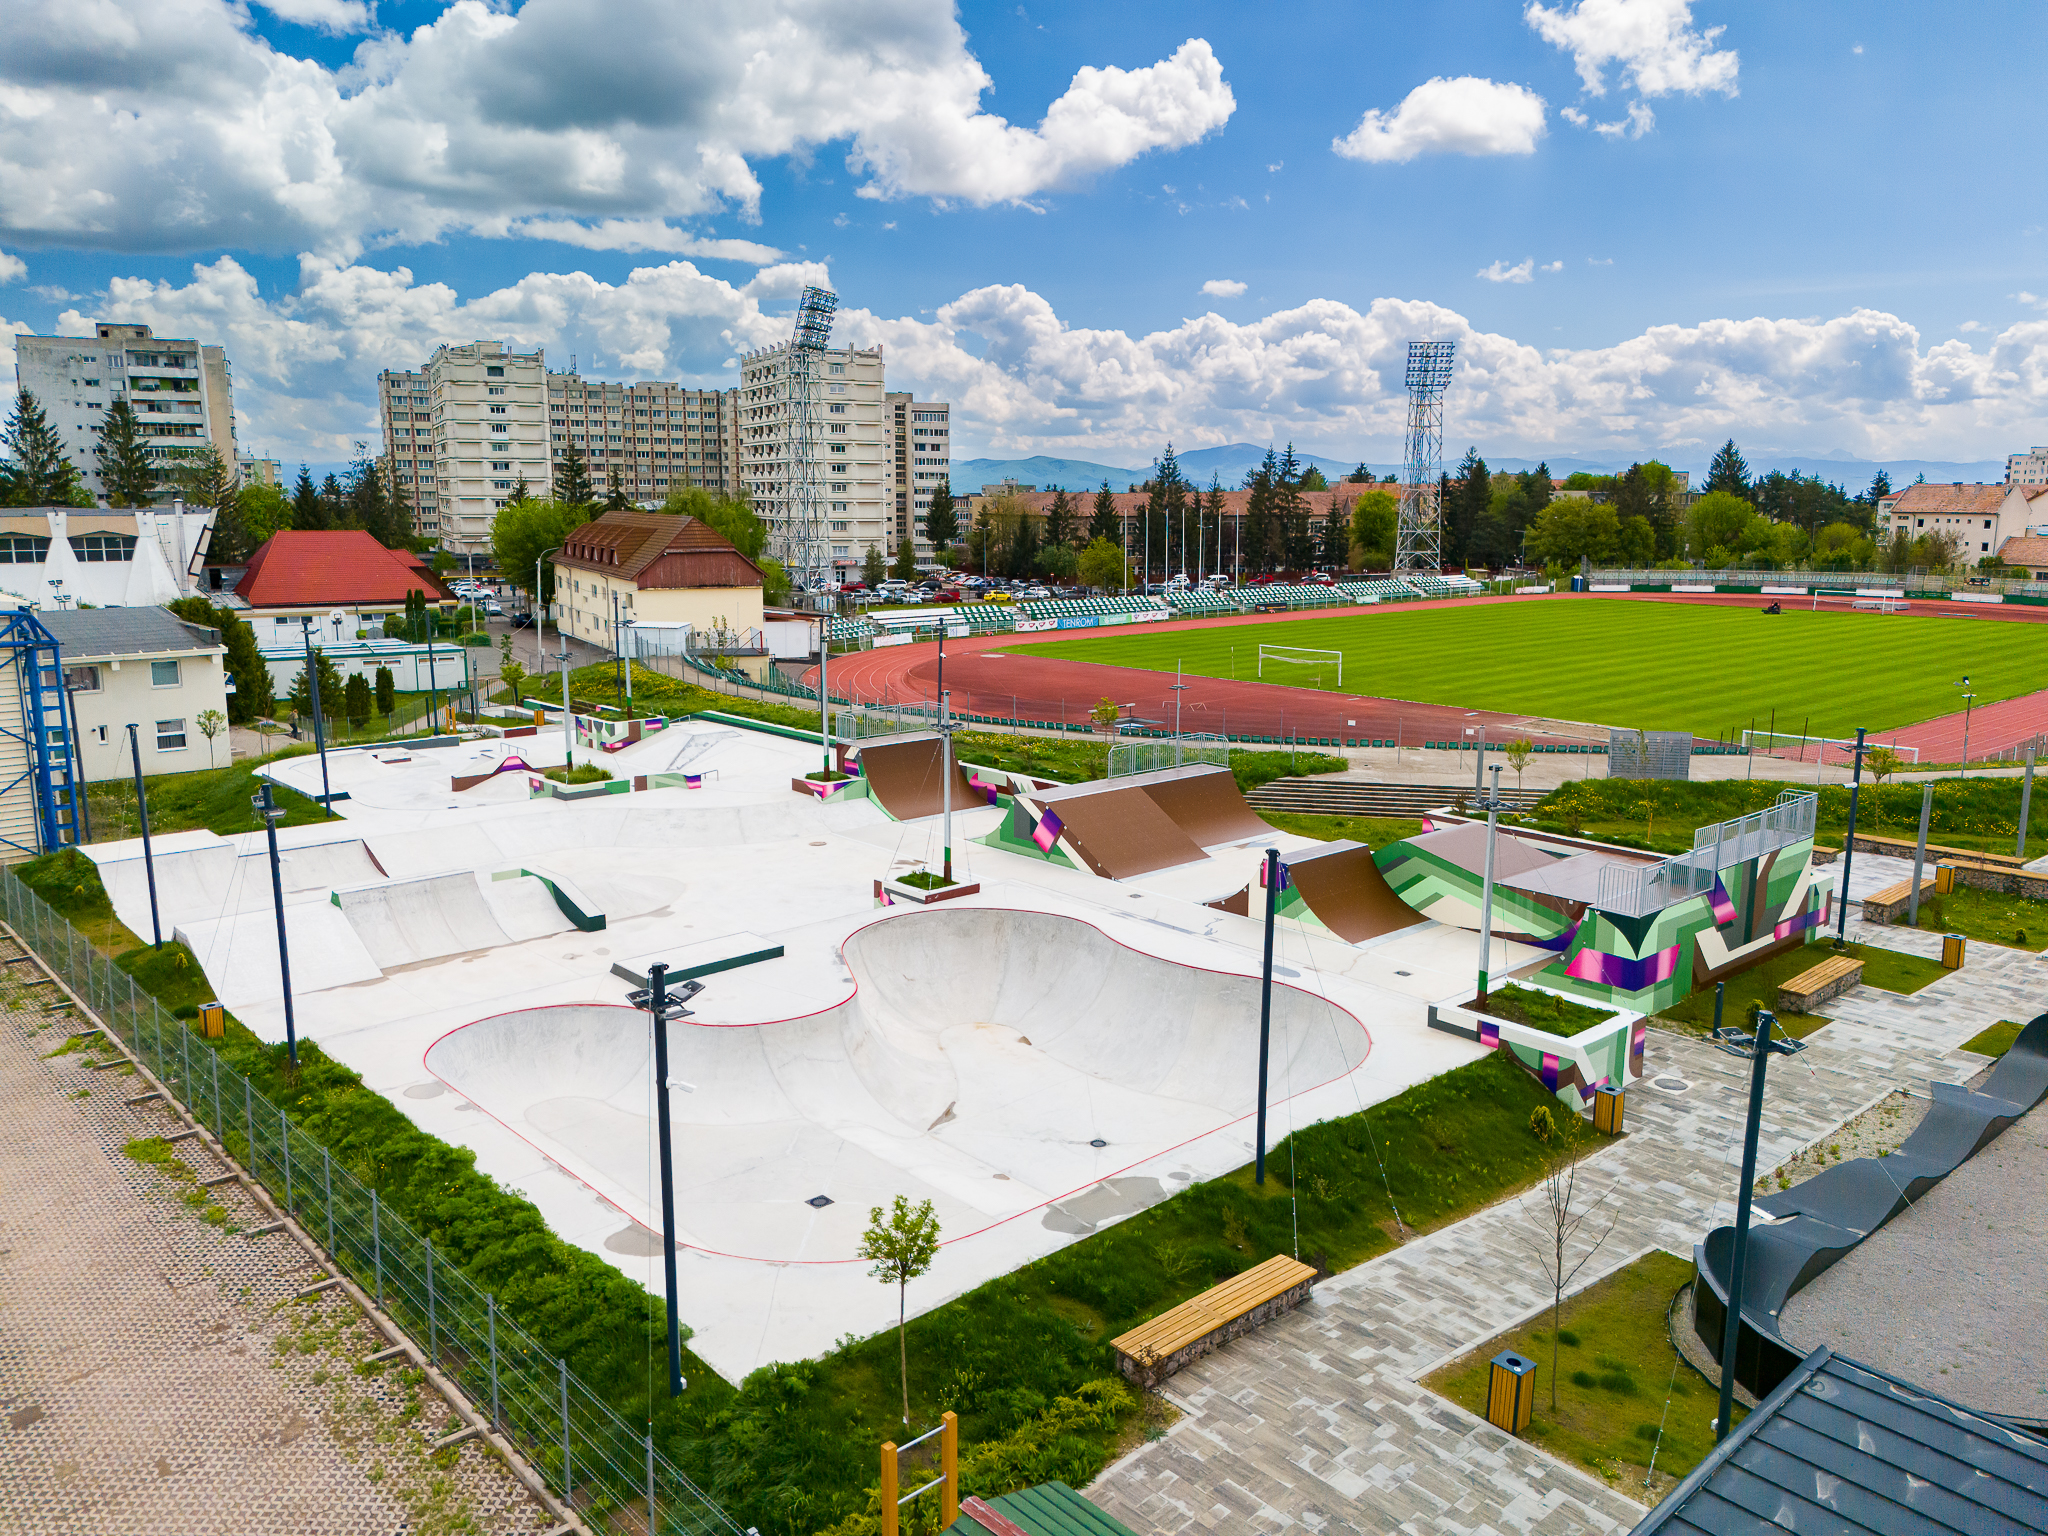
[862,542,886,587]
[555,442,594,509]
[1276,444,1315,571]
[604,465,630,510]
[923,481,959,551]
[95,399,158,506]
[1043,487,1075,548]
[343,671,372,729]
[3,390,87,506]
[893,537,918,581]
[1243,450,1279,573]
[1087,482,1120,545]
[1010,508,1039,577]
[1706,439,1751,498]
[318,473,347,528]
[374,666,395,718]
[292,464,322,530]
[288,646,346,721]
[169,596,273,722]
[188,446,245,560]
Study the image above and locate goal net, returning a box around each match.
[1258,644,1343,688]
[1811,588,1906,613]
[1742,731,1920,766]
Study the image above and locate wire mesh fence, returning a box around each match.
[0,871,746,1536]
[1106,734,1231,778]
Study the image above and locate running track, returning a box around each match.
[809,591,2048,757]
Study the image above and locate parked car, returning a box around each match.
[509,613,536,629]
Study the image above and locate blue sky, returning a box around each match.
[4,0,2043,476]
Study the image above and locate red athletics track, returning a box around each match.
[810,590,2048,754]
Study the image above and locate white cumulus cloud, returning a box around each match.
[0,1,1233,259]
[0,252,25,285]
[256,0,374,32]
[1332,77,1547,164]
[1594,101,1656,138]
[1201,279,1247,298]
[1541,260,1564,273]
[1525,0,1739,98]
[1479,259,1536,284]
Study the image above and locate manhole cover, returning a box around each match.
[806,1194,834,1208]
[1089,1138,1107,1148]
[1653,1077,1690,1092]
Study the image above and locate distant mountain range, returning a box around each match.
[951,445,2010,494]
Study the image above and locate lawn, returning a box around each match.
[84,749,340,844]
[1898,886,2048,952]
[1014,599,2048,740]
[1471,983,1616,1037]
[1254,811,1425,847]
[1423,1249,1732,1503]
[1960,1020,2024,1056]
[1656,939,1945,1037]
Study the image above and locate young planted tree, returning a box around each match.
[95,399,159,507]
[857,1196,942,1425]
[1505,738,1533,796]
[500,660,528,703]
[196,708,227,768]
[1516,1121,1617,1409]
[343,672,372,729]
[4,389,88,507]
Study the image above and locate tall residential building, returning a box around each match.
[2008,447,2048,487]
[237,454,282,488]
[379,340,550,556]
[884,393,952,564]
[738,340,888,577]
[11,322,237,504]
[544,373,739,504]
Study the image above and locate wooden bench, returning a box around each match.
[1778,953,1863,1014]
[1861,878,1934,925]
[1110,1255,1317,1389]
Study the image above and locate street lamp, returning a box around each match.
[253,782,300,1069]
[1958,675,1976,776]
[1474,765,1508,998]
[298,616,333,807]
[1710,1002,1806,1441]
[624,962,703,1399]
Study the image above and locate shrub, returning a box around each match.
[1529,1105,1556,1143]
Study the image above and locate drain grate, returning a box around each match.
[806,1194,834,1208]
[1089,1138,1107,1148]
[1653,1077,1690,1092]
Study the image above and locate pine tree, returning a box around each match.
[923,481,959,551]
[1320,497,1349,568]
[3,390,87,507]
[862,542,886,587]
[187,446,246,561]
[343,671,372,729]
[1087,482,1120,544]
[169,596,273,722]
[292,464,322,531]
[95,399,159,507]
[346,442,397,544]
[1346,462,1373,483]
[510,475,530,503]
[1009,508,1039,577]
[374,666,395,718]
[892,537,918,581]
[1243,450,1279,573]
[556,442,594,509]
[1706,439,1751,498]
[1043,487,1076,548]
[603,465,630,510]
[288,645,346,721]
[1447,448,1489,567]
[1276,444,1315,571]
[1204,474,1228,576]
[1864,468,1892,507]
[318,473,347,528]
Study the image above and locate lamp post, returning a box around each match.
[1474,765,1506,998]
[1836,726,1868,947]
[63,674,91,845]
[1255,847,1284,1185]
[939,688,956,883]
[298,616,333,807]
[252,782,299,1069]
[626,962,702,1399]
[125,724,161,947]
[1711,1007,1806,1441]
[1958,676,1976,776]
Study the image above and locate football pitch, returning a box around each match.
[1014,598,2048,740]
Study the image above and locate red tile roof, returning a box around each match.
[1883,482,2009,518]
[555,510,762,589]
[234,530,456,608]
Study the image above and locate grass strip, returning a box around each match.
[1959,1020,2024,1057]
[1897,886,2048,952]
[1656,940,1944,1037]
[1470,983,1616,1037]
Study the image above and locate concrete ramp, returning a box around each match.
[176,903,382,1010]
[332,871,513,968]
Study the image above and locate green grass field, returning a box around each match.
[1018,599,2048,739]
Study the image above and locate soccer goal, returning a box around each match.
[1742,731,1920,765]
[1812,588,1906,613]
[1258,644,1343,687]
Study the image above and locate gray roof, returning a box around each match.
[36,606,222,661]
[1633,1347,2048,1535]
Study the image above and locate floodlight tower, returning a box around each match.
[1394,339,1456,574]
[781,284,839,602]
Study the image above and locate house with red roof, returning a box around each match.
[233,530,456,648]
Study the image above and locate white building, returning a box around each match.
[379,341,551,557]
[255,636,470,699]
[11,322,237,503]
[885,393,951,563]
[738,340,889,576]
[2008,447,2048,488]
[39,608,233,780]
[545,372,739,503]
[238,454,283,488]
[0,505,215,609]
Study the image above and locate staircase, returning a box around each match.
[1246,777,1547,820]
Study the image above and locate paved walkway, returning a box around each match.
[1086,939,2032,1534]
[0,983,555,1532]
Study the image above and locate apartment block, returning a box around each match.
[238,454,282,488]
[739,341,891,576]
[884,394,952,564]
[2009,447,2048,487]
[12,322,237,503]
[379,340,550,556]
[544,373,739,504]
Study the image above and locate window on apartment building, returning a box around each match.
[486,366,505,377]
[489,404,507,414]
[63,665,99,692]
[150,659,181,687]
[829,403,846,414]
[69,534,137,562]
[0,536,50,564]
[155,718,187,751]
[488,386,506,397]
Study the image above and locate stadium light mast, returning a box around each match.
[781,285,839,607]
[1395,340,1456,575]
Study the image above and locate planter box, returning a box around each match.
[874,876,981,906]
[1428,989,1644,1111]
[793,775,865,802]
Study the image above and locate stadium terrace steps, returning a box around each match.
[1245,777,1547,820]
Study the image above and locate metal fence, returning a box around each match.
[1107,733,1232,778]
[0,872,744,1536]
[1593,790,1818,918]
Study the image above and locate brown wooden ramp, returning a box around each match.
[855,735,980,821]
[1140,765,1272,846]
[1283,841,1425,942]
[1044,785,1207,879]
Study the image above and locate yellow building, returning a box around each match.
[553,510,764,653]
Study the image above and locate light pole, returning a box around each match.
[1836,727,1868,947]
[939,688,956,883]
[63,675,91,845]
[1172,662,1187,764]
[125,724,161,947]
[816,611,832,778]
[627,962,701,1399]
[1474,765,1506,998]
[1255,847,1284,1185]
[536,545,563,669]
[1958,676,1975,776]
[1711,1007,1806,1441]
[298,616,333,807]
[253,782,299,1069]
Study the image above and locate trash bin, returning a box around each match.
[1934,862,1957,894]
[1487,1350,1537,1433]
[197,1001,225,1040]
[533,708,545,728]
[1593,1082,1625,1135]
[1942,932,1966,970]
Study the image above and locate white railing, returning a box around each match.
[1594,790,1817,917]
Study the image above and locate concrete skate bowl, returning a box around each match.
[423,906,1371,1266]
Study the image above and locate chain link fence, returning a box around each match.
[0,871,745,1536]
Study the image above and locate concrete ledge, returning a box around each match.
[874,877,981,906]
